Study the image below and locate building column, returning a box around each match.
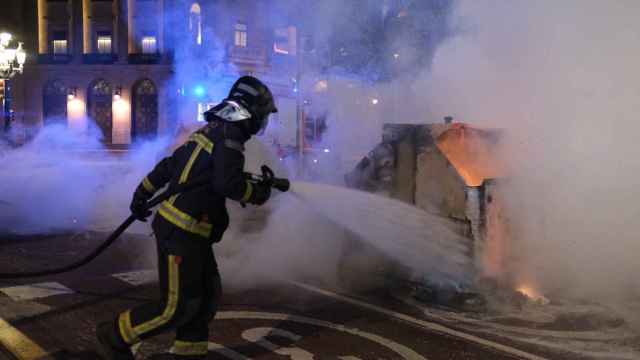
[127,0,136,53]
[157,0,164,53]
[72,0,84,63]
[117,0,128,62]
[37,0,48,54]
[21,69,43,129]
[82,0,93,53]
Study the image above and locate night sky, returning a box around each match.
[0,0,25,38]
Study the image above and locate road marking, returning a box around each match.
[112,270,157,286]
[141,311,425,358]
[291,281,549,360]
[0,318,47,359]
[398,294,628,341]
[217,311,427,360]
[0,282,73,301]
[242,327,314,360]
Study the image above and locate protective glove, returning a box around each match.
[130,187,153,221]
[247,182,271,206]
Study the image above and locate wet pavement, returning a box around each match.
[0,232,631,359]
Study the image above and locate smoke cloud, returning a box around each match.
[14,0,635,308]
[0,123,170,236]
[419,0,640,306]
[1,0,467,291]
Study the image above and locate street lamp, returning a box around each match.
[0,32,27,133]
[113,86,122,100]
[67,87,77,100]
[0,32,26,78]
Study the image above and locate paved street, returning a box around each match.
[0,232,626,360]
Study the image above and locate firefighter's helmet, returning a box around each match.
[205,76,278,135]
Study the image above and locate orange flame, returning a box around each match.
[516,285,549,304]
[435,123,510,280]
[435,123,503,186]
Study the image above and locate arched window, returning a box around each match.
[43,80,68,125]
[88,79,113,143]
[189,3,202,45]
[132,79,158,140]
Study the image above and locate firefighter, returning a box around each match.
[96,76,278,360]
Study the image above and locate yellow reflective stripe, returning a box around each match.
[133,255,180,335]
[118,310,140,345]
[241,181,253,203]
[189,133,214,154]
[158,201,212,238]
[0,317,48,360]
[169,144,204,205]
[180,145,203,184]
[142,177,156,193]
[173,340,209,356]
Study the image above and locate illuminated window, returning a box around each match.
[234,23,247,47]
[190,3,202,46]
[97,33,112,54]
[52,40,68,54]
[52,31,67,54]
[141,36,157,54]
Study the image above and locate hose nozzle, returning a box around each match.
[271,178,290,192]
[244,165,290,193]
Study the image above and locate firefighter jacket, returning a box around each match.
[135,119,255,245]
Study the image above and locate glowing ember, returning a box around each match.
[516,285,550,305]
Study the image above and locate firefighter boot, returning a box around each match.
[96,322,135,360]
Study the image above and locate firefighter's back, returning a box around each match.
[153,123,228,245]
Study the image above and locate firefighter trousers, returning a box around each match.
[116,231,222,357]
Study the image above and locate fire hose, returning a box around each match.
[0,165,290,279]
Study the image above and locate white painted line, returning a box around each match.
[481,332,640,360]
[169,342,251,360]
[0,282,74,301]
[242,327,314,360]
[218,311,428,360]
[0,317,48,359]
[291,281,549,360]
[398,293,640,358]
[112,270,157,286]
[440,311,629,340]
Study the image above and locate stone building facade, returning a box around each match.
[4,0,299,147]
